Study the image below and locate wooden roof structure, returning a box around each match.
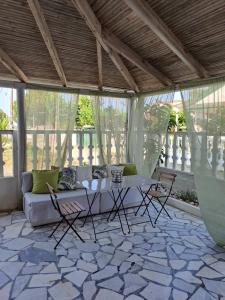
[0,0,225,93]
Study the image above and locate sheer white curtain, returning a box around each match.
[25,89,79,170]
[92,96,129,164]
[181,80,225,245]
[128,91,174,176]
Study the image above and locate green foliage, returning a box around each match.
[76,95,94,128]
[168,111,177,132]
[0,109,9,130]
[176,190,199,205]
[168,110,186,132]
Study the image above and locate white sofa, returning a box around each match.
[22,166,142,226]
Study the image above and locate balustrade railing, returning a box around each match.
[161,132,225,178]
[0,130,16,177]
[26,129,127,170]
[1,129,225,178]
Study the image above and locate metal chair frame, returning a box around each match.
[135,172,177,224]
[46,183,85,249]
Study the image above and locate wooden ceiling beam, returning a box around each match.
[96,40,103,90]
[124,0,208,79]
[103,29,172,86]
[72,0,139,92]
[0,47,28,82]
[27,0,67,86]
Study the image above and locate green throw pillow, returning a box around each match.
[32,169,59,194]
[119,163,137,176]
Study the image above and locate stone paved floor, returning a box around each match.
[0,205,225,300]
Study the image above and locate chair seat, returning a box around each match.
[59,201,85,216]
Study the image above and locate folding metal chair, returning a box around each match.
[46,183,86,249]
[136,172,176,224]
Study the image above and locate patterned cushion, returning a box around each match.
[58,167,77,190]
[92,165,108,179]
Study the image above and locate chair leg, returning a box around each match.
[154,198,172,224]
[48,218,64,238]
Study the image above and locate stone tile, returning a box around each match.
[22,265,42,275]
[144,256,168,266]
[123,273,147,295]
[196,267,223,279]
[74,240,100,252]
[125,295,143,300]
[0,262,24,280]
[65,270,88,287]
[141,282,171,300]
[175,271,202,284]
[210,261,225,275]
[101,245,115,254]
[148,251,167,258]
[139,269,172,286]
[203,279,225,297]
[111,250,130,266]
[0,271,9,288]
[16,288,47,300]
[92,265,118,281]
[60,267,77,274]
[29,273,61,287]
[0,248,18,261]
[187,260,204,271]
[98,276,123,292]
[125,296,143,300]
[172,289,188,300]
[170,260,186,270]
[58,257,74,268]
[76,259,98,273]
[41,263,58,274]
[11,275,30,298]
[49,281,80,300]
[83,280,97,300]
[2,222,24,239]
[172,279,196,293]
[119,262,132,274]
[118,241,133,252]
[127,254,143,263]
[202,254,217,265]
[95,288,123,300]
[82,252,94,262]
[19,247,57,263]
[189,287,217,300]
[0,282,12,299]
[171,244,185,255]
[143,261,171,275]
[3,238,33,250]
[0,214,11,227]
[96,252,112,269]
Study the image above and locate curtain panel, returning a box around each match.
[181,80,225,245]
[128,92,174,177]
[25,89,79,170]
[92,96,129,165]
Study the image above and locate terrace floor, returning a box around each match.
[0,206,225,300]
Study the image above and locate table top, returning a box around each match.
[80,175,158,193]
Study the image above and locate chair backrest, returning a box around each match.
[46,183,61,214]
[159,171,177,195]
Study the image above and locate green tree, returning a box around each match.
[168,111,177,132]
[0,109,9,130]
[76,96,94,128]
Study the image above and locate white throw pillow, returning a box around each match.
[76,165,92,182]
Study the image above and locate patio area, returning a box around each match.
[0,205,225,300]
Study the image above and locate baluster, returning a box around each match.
[88,132,94,166]
[44,133,50,169]
[190,133,197,173]
[56,133,61,167]
[211,135,218,176]
[164,132,169,168]
[116,132,120,164]
[181,133,186,171]
[32,133,37,169]
[172,133,178,170]
[67,132,73,167]
[78,131,84,166]
[106,131,112,164]
[0,134,4,177]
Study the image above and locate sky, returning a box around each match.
[0,87,17,116]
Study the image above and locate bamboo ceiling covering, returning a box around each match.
[0,0,225,92]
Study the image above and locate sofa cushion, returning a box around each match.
[32,170,59,194]
[58,167,77,190]
[77,165,92,182]
[92,165,108,179]
[119,163,137,176]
